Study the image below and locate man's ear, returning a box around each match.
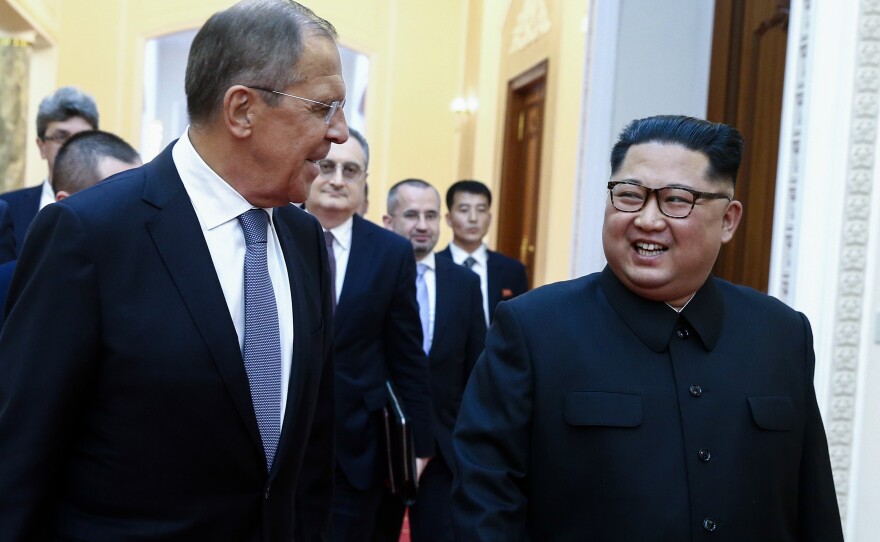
[382,214,393,230]
[36,137,48,159]
[55,190,70,202]
[223,85,256,139]
[720,199,743,244]
[445,213,452,228]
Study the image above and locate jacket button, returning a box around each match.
[703,518,717,532]
[689,384,702,397]
[698,448,711,462]
[264,484,272,500]
[676,327,689,339]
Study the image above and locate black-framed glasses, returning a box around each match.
[317,159,364,180]
[247,85,345,124]
[41,132,74,144]
[607,180,732,219]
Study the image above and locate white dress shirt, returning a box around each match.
[172,128,294,426]
[39,179,55,210]
[417,252,437,353]
[448,242,489,325]
[324,216,353,303]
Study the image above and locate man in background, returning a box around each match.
[452,115,843,540]
[0,130,141,328]
[0,86,99,254]
[0,1,345,539]
[306,128,434,542]
[376,178,485,542]
[437,180,528,324]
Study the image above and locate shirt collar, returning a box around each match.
[449,241,488,265]
[417,251,436,271]
[599,266,723,353]
[326,215,353,250]
[173,128,264,230]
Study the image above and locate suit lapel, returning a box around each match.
[143,147,263,456]
[431,259,452,357]
[337,214,373,314]
[486,250,501,312]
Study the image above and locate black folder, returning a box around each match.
[382,380,418,505]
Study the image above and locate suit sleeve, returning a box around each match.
[0,201,15,264]
[0,204,100,538]
[294,219,336,541]
[385,244,434,457]
[796,314,845,541]
[452,301,533,542]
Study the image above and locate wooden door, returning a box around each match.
[497,60,547,287]
[707,0,789,292]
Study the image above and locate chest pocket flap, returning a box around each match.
[564,391,643,427]
[748,396,795,431]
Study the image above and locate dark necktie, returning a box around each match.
[463,256,477,269]
[238,209,281,471]
[324,231,337,314]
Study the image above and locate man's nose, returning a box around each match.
[634,193,666,229]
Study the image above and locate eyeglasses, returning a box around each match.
[607,180,732,219]
[41,132,74,144]
[247,85,345,124]
[317,159,364,180]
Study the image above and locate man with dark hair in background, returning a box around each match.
[0,1,346,539]
[437,179,528,325]
[306,128,434,542]
[0,86,99,254]
[453,115,843,541]
[375,178,485,542]
[0,130,141,328]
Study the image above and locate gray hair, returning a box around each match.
[36,86,99,139]
[347,127,370,170]
[185,0,337,126]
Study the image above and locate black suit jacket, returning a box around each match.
[0,184,41,255]
[437,245,528,322]
[0,259,14,328]
[453,267,843,541]
[427,257,486,471]
[0,199,16,263]
[333,214,434,490]
[0,144,336,541]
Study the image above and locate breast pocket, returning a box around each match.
[564,391,643,427]
[748,396,795,431]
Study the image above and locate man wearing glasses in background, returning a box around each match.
[452,115,843,541]
[0,86,98,255]
[306,128,434,542]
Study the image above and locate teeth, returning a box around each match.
[635,242,666,256]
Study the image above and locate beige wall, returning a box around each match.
[8,0,587,284]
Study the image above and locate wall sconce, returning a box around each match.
[450,96,479,116]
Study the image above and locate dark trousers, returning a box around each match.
[332,466,384,542]
[373,454,455,542]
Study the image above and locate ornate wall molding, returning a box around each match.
[509,0,552,53]
[828,0,880,521]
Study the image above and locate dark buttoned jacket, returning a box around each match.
[437,245,528,323]
[0,184,41,255]
[0,199,16,263]
[453,267,843,541]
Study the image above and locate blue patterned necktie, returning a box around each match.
[416,262,431,354]
[324,231,337,314]
[463,256,477,269]
[238,209,281,471]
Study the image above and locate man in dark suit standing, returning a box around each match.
[0,2,346,539]
[305,129,434,541]
[374,179,486,542]
[437,180,528,324]
[453,115,843,541]
[0,86,99,255]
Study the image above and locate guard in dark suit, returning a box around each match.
[0,2,347,539]
[453,115,843,541]
[0,200,14,264]
[437,179,528,323]
[374,179,486,542]
[305,130,434,541]
[0,86,99,254]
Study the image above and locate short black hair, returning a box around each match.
[53,130,141,195]
[445,179,492,211]
[610,115,744,186]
